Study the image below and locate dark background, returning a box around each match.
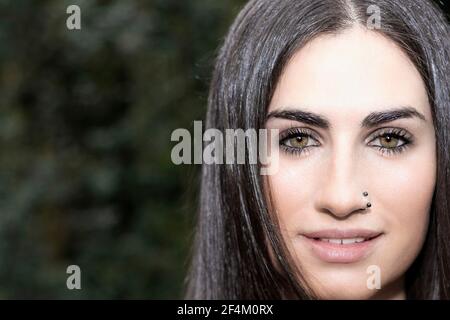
[0,0,448,299]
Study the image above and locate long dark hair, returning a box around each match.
[185,0,450,299]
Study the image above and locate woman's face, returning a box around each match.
[265,27,436,299]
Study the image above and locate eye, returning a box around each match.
[284,135,309,148]
[368,128,413,156]
[379,134,401,148]
[279,128,320,155]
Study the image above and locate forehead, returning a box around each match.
[269,26,431,121]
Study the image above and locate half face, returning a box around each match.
[265,26,436,299]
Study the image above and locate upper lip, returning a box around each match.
[301,228,382,239]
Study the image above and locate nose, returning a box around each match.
[315,148,367,219]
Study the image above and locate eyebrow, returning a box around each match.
[266,106,426,129]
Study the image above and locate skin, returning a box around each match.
[265,26,437,299]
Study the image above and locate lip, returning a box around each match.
[300,229,383,264]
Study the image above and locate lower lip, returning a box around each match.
[302,235,382,264]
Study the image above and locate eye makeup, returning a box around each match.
[278,126,415,157]
[367,127,414,156]
[279,127,321,156]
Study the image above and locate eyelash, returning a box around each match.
[278,127,414,157]
[279,128,319,156]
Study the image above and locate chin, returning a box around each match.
[317,286,379,300]
[306,269,385,300]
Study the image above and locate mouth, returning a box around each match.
[300,229,383,264]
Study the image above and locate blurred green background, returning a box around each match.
[0,0,245,298]
[0,0,448,299]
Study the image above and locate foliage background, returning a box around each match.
[0,0,246,299]
[0,0,448,299]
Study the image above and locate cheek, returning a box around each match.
[267,159,318,233]
[371,146,435,233]
[369,145,436,271]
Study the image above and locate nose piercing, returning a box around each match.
[363,191,372,209]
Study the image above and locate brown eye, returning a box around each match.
[285,135,309,148]
[379,134,399,148]
[368,128,413,156]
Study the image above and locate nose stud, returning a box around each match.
[363,191,371,209]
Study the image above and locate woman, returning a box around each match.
[185,0,450,299]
